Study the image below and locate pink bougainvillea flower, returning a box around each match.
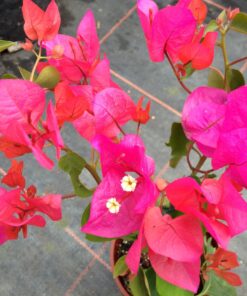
[89,55,120,93]
[211,86,247,186]
[21,38,33,51]
[165,175,247,248]
[149,250,201,293]
[126,207,202,292]
[25,192,62,221]
[1,160,26,189]
[42,9,100,84]
[133,97,151,124]
[73,87,136,141]
[22,0,61,41]
[54,82,91,126]
[206,248,242,286]
[177,0,208,24]
[41,101,64,160]
[137,0,196,62]
[202,173,247,237]
[0,80,64,170]
[227,8,240,21]
[82,135,158,238]
[144,207,203,262]
[76,9,100,65]
[0,188,46,244]
[182,85,247,188]
[92,134,155,178]
[178,28,218,70]
[0,79,45,132]
[182,86,228,157]
[0,179,62,245]
[137,0,159,41]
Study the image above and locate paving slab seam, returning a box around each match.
[110,69,182,117]
[155,161,170,180]
[64,243,109,296]
[100,4,137,45]
[64,227,112,271]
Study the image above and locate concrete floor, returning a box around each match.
[0,0,246,295]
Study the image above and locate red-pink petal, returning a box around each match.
[0,79,45,132]
[149,249,201,293]
[144,207,203,262]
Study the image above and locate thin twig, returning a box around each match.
[30,44,42,82]
[229,56,247,67]
[62,193,77,200]
[85,163,101,185]
[165,52,192,94]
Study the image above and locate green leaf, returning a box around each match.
[204,237,216,255]
[19,67,32,80]
[59,151,93,198]
[217,10,227,24]
[0,40,15,53]
[156,276,193,296]
[230,12,247,34]
[1,73,17,79]
[198,271,237,296]
[226,68,245,90]
[113,255,129,278]
[85,234,112,242]
[121,232,138,241]
[166,122,190,168]
[181,63,195,80]
[208,68,224,89]
[81,203,91,226]
[129,269,150,296]
[35,66,60,89]
[205,20,218,34]
[144,268,159,296]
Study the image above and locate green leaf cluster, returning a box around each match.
[0,40,15,53]
[59,151,93,198]
[230,12,247,34]
[166,122,190,168]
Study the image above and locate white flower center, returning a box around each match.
[121,175,137,192]
[106,198,121,214]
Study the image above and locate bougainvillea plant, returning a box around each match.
[1,0,247,295]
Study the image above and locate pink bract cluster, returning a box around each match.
[0,160,62,245]
[0,0,246,294]
[183,85,247,188]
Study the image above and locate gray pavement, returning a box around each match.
[0,0,247,295]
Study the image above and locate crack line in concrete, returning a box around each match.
[64,243,109,296]
[64,227,112,271]
[110,69,182,117]
[100,4,137,45]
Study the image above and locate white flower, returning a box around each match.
[106,197,121,214]
[121,175,137,192]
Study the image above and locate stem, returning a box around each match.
[220,32,230,91]
[186,143,214,176]
[195,156,207,172]
[165,52,192,94]
[30,44,42,82]
[85,163,101,185]
[61,146,101,185]
[229,56,247,66]
[62,193,77,200]
[137,121,141,135]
